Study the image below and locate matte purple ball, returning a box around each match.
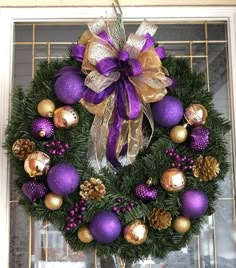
[180,190,208,218]
[22,181,48,202]
[47,163,80,195]
[152,96,184,127]
[55,73,85,104]
[89,211,122,243]
[31,118,54,139]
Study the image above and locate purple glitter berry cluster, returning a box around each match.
[165,148,194,171]
[65,199,87,231]
[112,198,135,214]
[45,140,69,156]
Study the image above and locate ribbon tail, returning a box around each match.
[127,112,143,164]
[142,103,154,148]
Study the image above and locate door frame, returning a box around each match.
[0,6,236,268]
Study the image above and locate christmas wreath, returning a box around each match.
[5,14,230,263]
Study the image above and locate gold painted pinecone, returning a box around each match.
[12,139,35,160]
[149,208,172,230]
[193,155,220,181]
[80,178,106,201]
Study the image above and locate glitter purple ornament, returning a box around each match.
[152,96,184,128]
[134,179,158,202]
[55,73,85,104]
[189,126,210,151]
[22,181,48,202]
[47,163,80,195]
[89,211,122,243]
[180,190,208,218]
[31,118,54,139]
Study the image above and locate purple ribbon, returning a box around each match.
[96,58,118,77]
[142,33,155,51]
[155,46,167,60]
[71,44,85,62]
[83,84,114,104]
[98,31,113,46]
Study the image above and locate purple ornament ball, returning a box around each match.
[189,126,210,151]
[180,190,208,218]
[22,181,48,202]
[31,118,54,139]
[134,183,158,202]
[47,163,80,195]
[89,211,122,243]
[55,73,85,104]
[152,96,184,128]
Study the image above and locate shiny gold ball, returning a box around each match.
[161,168,186,192]
[173,216,191,233]
[53,106,79,129]
[77,225,94,243]
[24,151,50,177]
[124,220,148,245]
[170,125,188,143]
[184,104,208,126]
[44,192,63,210]
[37,99,55,118]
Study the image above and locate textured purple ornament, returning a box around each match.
[189,126,210,151]
[152,96,184,127]
[180,190,208,218]
[89,211,122,243]
[31,118,54,139]
[47,163,80,195]
[55,73,85,104]
[134,179,158,202]
[22,181,48,202]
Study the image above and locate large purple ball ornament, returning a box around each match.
[55,73,85,104]
[152,96,184,127]
[89,211,122,243]
[31,118,54,139]
[47,163,80,195]
[180,190,208,218]
[22,181,48,202]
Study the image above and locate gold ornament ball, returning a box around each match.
[184,103,208,126]
[161,168,186,192]
[24,151,50,177]
[170,125,188,143]
[53,106,79,129]
[44,192,63,210]
[124,220,148,245]
[77,225,94,243]
[173,216,191,233]
[37,99,55,118]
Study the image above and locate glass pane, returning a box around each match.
[11,21,235,268]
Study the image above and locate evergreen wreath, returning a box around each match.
[5,14,230,263]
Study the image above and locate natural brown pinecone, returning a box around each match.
[193,155,220,181]
[12,139,35,160]
[80,178,106,201]
[149,208,172,230]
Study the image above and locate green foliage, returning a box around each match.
[4,55,230,263]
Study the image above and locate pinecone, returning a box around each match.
[193,155,220,181]
[80,178,106,201]
[149,208,172,230]
[12,139,35,160]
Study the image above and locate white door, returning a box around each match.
[1,6,236,268]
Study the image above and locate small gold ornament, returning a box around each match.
[193,155,220,181]
[77,225,94,243]
[37,99,55,118]
[24,151,50,177]
[80,178,106,201]
[173,216,191,233]
[170,125,188,143]
[161,168,186,192]
[12,139,35,160]
[53,106,79,129]
[184,104,208,126]
[149,208,172,230]
[44,192,63,210]
[124,220,148,245]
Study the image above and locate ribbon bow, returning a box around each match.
[72,16,172,168]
